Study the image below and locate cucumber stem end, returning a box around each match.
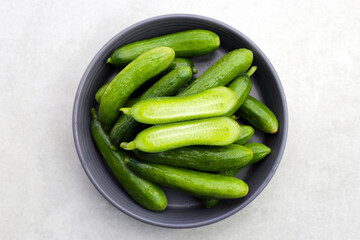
[246,66,257,77]
[120,142,136,150]
[120,108,131,115]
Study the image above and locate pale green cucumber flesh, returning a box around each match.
[122,117,241,153]
[125,86,238,124]
[109,66,193,146]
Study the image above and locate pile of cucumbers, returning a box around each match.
[90,29,278,211]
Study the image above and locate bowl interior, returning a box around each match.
[73,14,287,228]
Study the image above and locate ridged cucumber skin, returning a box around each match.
[109,66,193,145]
[203,142,271,208]
[234,125,254,145]
[122,86,238,124]
[90,109,167,211]
[99,47,175,130]
[135,144,253,172]
[177,49,253,97]
[121,117,241,153]
[107,29,220,66]
[236,96,279,134]
[95,58,196,103]
[226,66,256,116]
[125,158,249,199]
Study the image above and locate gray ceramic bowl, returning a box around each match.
[73,14,288,228]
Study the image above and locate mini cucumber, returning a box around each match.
[234,125,255,145]
[99,47,175,130]
[109,66,193,146]
[203,142,271,208]
[236,96,279,134]
[107,29,220,66]
[95,82,109,103]
[95,58,196,103]
[177,49,253,96]
[132,58,197,96]
[121,87,238,124]
[120,117,241,153]
[124,158,249,199]
[135,144,253,172]
[90,109,167,211]
[166,58,197,74]
[226,66,256,115]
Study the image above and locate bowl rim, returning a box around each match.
[73,13,288,228]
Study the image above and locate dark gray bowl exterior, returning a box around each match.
[73,14,288,228]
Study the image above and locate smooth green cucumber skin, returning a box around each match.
[236,96,279,134]
[96,58,196,103]
[226,70,253,116]
[99,47,175,130]
[243,142,271,165]
[234,125,254,145]
[109,66,193,145]
[125,158,249,199]
[95,82,109,103]
[107,29,220,66]
[123,86,238,124]
[135,144,253,172]
[132,58,197,96]
[177,49,253,97]
[166,58,197,74]
[90,109,167,211]
[203,142,271,208]
[121,117,241,153]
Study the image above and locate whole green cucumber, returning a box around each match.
[226,66,256,115]
[234,125,254,145]
[124,158,249,199]
[109,66,193,146]
[120,117,241,153]
[135,144,253,172]
[107,29,220,66]
[177,49,253,96]
[90,109,167,211]
[165,58,197,74]
[121,86,238,124]
[95,58,196,103]
[203,142,271,208]
[132,58,197,96]
[236,96,278,133]
[95,82,109,103]
[99,47,175,130]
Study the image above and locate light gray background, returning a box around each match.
[1,0,359,239]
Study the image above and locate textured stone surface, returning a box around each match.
[1,0,359,239]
